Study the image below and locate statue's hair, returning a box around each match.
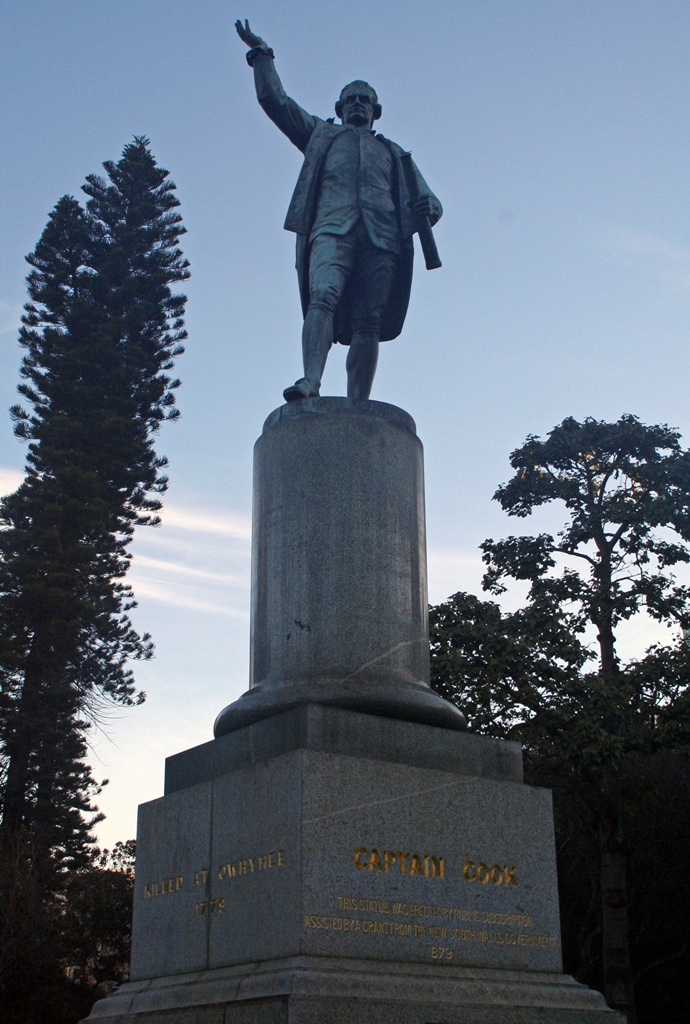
[335,80,382,122]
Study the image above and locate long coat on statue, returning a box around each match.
[249,50,442,344]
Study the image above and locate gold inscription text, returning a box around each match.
[462,861,517,887]
[304,913,556,951]
[143,875,184,899]
[218,849,285,882]
[195,897,226,917]
[354,848,444,879]
[337,897,533,929]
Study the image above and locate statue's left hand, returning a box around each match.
[415,196,436,220]
[235,18,267,49]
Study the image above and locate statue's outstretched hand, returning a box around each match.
[235,19,267,49]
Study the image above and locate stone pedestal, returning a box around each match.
[215,400,464,735]
[85,401,622,1023]
[88,706,620,1023]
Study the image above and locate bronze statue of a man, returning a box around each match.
[236,20,442,402]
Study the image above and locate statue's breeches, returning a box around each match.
[308,222,398,340]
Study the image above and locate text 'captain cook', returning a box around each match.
[236,20,443,403]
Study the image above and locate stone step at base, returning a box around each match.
[86,956,623,1024]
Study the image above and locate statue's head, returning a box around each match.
[335,81,381,128]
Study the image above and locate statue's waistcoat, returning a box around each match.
[284,121,416,243]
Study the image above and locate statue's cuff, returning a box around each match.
[246,46,275,67]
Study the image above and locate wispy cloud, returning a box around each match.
[134,553,248,588]
[599,228,690,292]
[129,502,251,616]
[132,579,249,619]
[0,481,251,616]
[157,506,251,540]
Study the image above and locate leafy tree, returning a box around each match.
[63,840,137,991]
[430,416,690,1024]
[0,138,188,1024]
[430,589,588,737]
[483,415,690,686]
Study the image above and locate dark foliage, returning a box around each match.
[430,415,690,1024]
[63,840,136,990]
[0,138,188,1024]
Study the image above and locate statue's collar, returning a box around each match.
[326,118,375,134]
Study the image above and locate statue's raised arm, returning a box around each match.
[235,18,318,153]
[235,20,442,404]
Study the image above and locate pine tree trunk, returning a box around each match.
[599,770,636,1022]
[1,633,66,847]
[1,651,45,835]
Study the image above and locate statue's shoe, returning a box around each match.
[283,377,321,402]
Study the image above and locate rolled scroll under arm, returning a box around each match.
[400,151,442,271]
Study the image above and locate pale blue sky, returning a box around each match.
[2,1,690,847]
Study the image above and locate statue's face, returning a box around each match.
[340,86,377,128]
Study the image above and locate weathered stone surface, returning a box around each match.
[130,735,560,982]
[88,957,622,1023]
[92,709,622,1024]
[251,399,428,691]
[207,752,302,968]
[165,704,523,796]
[214,401,465,736]
[297,749,561,972]
[130,783,213,979]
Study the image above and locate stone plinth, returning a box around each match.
[84,403,623,1024]
[132,706,554,980]
[86,706,622,1023]
[214,400,464,735]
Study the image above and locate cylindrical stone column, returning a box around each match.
[214,398,464,735]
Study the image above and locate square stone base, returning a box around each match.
[85,706,622,1023]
